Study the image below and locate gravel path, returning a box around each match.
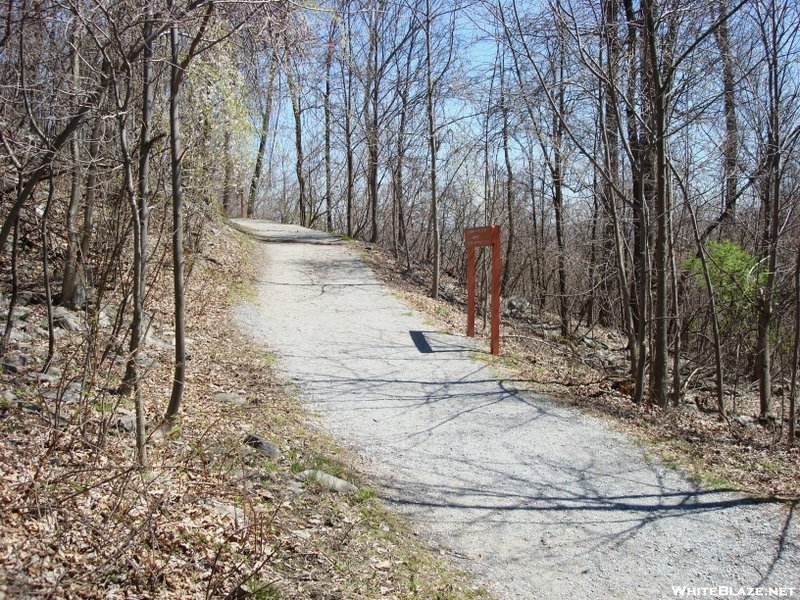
[232,220,799,599]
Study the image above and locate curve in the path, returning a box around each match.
[232,220,799,600]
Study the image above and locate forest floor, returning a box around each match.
[0,222,488,599]
[356,244,800,501]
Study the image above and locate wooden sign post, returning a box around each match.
[465,225,501,355]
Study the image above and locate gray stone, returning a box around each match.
[33,326,67,340]
[52,306,82,333]
[243,433,280,458]
[44,407,69,428]
[33,367,61,383]
[43,390,80,403]
[1,390,15,402]
[205,499,247,526]
[98,305,117,329]
[736,415,757,430]
[22,402,42,414]
[507,296,530,315]
[680,401,699,413]
[11,306,32,321]
[297,469,357,493]
[16,291,35,307]
[439,283,457,301]
[140,310,154,340]
[214,392,248,406]
[8,329,31,342]
[288,480,305,495]
[145,335,173,351]
[136,354,160,370]
[239,445,259,462]
[116,415,136,432]
[5,353,29,368]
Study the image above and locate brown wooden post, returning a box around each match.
[467,246,476,337]
[491,225,501,355]
[465,225,501,355]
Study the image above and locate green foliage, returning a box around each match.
[245,579,281,600]
[357,487,376,502]
[683,239,762,308]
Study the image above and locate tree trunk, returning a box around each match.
[643,0,670,408]
[166,15,186,420]
[366,5,380,243]
[704,0,739,240]
[80,119,102,272]
[60,33,83,308]
[223,130,232,215]
[121,8,153,403]
[286,64,307,228]
[247,58,276,219]
[425,0,439,300]
[324,29,334,232]
[500,58,515,296]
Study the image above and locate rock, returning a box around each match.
[115,415,135,433]
[439,283,457,301]
[507,296,529,315]
[98,305,117,329]
[8,329,31,342]
[205,499,247,525]
[140,310,154,340]
[214,392,248,406]
[33,326,67,340]
[239,445,259,462]
[146,335,173,351]
[201,443,227,463]
[680,401,698,413]
[297,469,357,493]
[288,480,305,495]
[43,390,81,403]
[22,403,46,419]
[33,366,61,384]
[16,291,37,307]
[136,354,160,370]
[411,272,426,286]
[1,390,15,402]
[44,407,69,428]
[10,306,32,321]
[735,415,756,431]
[243,434,280,459]
[52,306,82,333]
[5,353,29,368]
